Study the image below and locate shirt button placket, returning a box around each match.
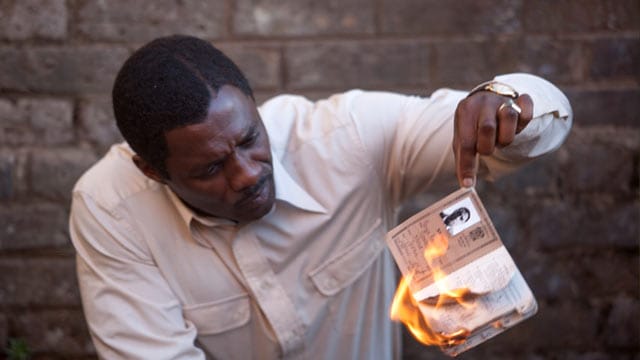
[233,228,306,358]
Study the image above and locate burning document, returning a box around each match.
[386,187,537,356]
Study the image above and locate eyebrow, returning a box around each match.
[188,122,259,176]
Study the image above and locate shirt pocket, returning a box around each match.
[308,218,385,296]
[182,293,251,335]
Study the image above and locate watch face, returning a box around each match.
[467,81,519,99]
[488,83,518,98]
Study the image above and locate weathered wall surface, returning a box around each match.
[0,0,638,359]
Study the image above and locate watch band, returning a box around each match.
[467,80,519,99]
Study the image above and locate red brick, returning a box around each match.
[530,198,639,250]
[0,46,129,94]
[234,0,374,36]
[78,96,123,154]
[524,251,639,301]
[431,39,520,88]
[29,147,98,202]
[8,309,94,356]
[588,37,640,81]
[506,301,598,351]
[0,149,28,201]
[523,0,640,34]
[285,41,430,90]
[0,0,67,40]
[483,203,524,250]
[0,203,70,250]
[0,258,80,306]
[518,38,587,85]
[76,0,227,42]
[254,91,286,107]
[563,353,633,360]
[0,151,16,201]
[604,296,640,348]
[0,313,6,352]
[565,89,640,127]
[559,127,638,194]
[0,98,73,146]
[0,175,10,201]
[217,44,281,90]
[381,0,521,36]
[484,152,562,200]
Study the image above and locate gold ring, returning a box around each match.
[498,99,522,115]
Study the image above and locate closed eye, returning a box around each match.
[194,162,221,179]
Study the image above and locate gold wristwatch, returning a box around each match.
[467,81,519,99]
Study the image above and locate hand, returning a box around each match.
[453,92,533,187]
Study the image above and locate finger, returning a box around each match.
[496,100,518,146]
[515,94,533,133]
[476,109,497,156]
[454,102,478,188]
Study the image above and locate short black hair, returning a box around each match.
[441,207,471,226]
[112,34,253,178]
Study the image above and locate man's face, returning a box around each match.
[160,85,275,223]
[450,210,470,226]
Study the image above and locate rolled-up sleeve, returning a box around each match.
[69,192,205,360]
[483,73,573,180]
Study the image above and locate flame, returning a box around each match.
[390,233,474,347]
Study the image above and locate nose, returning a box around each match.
[225,151,261,192]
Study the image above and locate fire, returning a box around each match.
[390,233,474,347]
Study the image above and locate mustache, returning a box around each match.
[238,173,270,201]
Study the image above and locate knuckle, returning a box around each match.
[477,143,493,155]
[455,102,468,119]
[479,120,496,136]
[498,135,514,147]
[460,166,475,178]
[459,139,476,153]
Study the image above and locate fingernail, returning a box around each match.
[462,178,474,188]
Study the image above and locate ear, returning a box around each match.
[132,155,166,184]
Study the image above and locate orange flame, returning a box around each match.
[390,233,474,347]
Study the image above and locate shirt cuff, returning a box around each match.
[494,73,573,158]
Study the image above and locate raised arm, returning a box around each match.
[346,73,572,206]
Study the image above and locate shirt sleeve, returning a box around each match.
[484,73,573,179]
[347,73,572,206]
[69,191,206,360]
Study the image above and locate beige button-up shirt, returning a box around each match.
[70,74,572,359]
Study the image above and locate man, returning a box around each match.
[440,207,471,235]
[69,35,572,359]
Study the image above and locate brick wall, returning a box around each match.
[0,1,638,359]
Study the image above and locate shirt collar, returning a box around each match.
[164,187,237,228]
[271,150,326,214]
[166,150,326,229]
